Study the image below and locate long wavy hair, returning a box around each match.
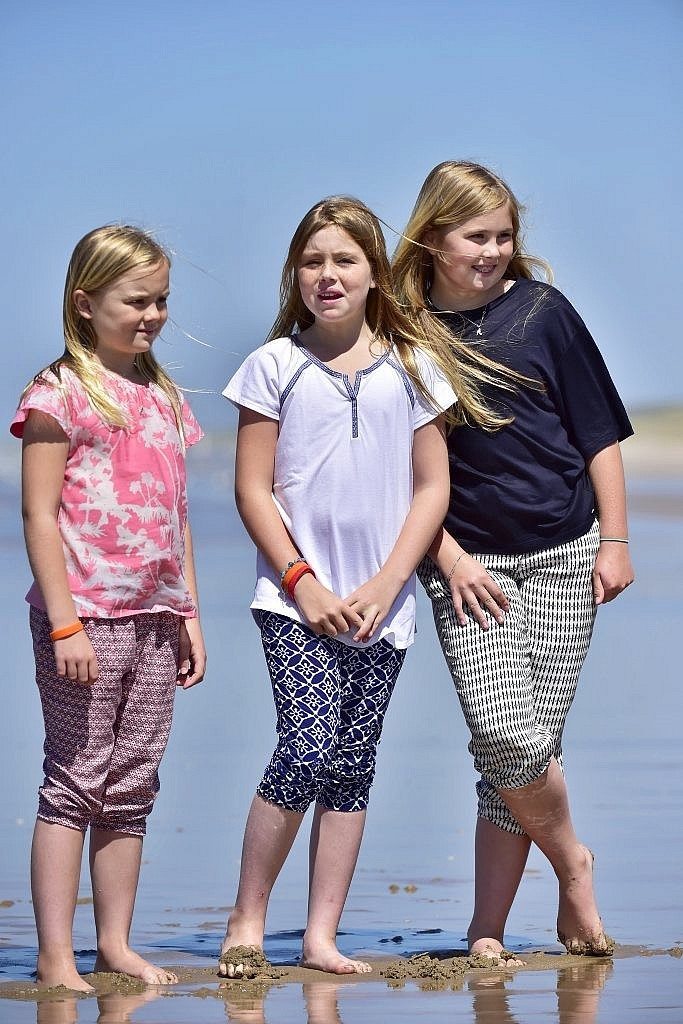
[25,224,183,434]
[269,195,521,428]
[392,162,551,427]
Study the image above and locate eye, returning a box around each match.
[466,233,485,242]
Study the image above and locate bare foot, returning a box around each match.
[469,937,526,967]
[557,845,614,957]
[301,939,372,975]
[36,953,95,993]
[218,909,265,979]
[218,945,282,980]
[94,948,178,985]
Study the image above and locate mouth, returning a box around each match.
[318,290,343,301]
[473,264,497,275]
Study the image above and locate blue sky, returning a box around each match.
[2,0,681,428]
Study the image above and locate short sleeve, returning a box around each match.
[552,305,633,459]
[222,345,283,421]
[10,376,72,439]
[179,394,203,448]
[411,348,458,429]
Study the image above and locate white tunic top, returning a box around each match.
[223,336,457,648]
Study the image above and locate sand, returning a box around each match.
[1,945,681,1003]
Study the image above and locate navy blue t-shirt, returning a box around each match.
[435,278,633,554]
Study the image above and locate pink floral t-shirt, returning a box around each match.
[11,366,203,619]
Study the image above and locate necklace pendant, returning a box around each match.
[476,327,483,336]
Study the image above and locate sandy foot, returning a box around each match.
[35,956,95,994]
[94,949,178,985]
[300,945,373,975]
[557,845,614,957]
[468,938,526,968]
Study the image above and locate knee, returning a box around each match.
[317,743,378,812]
[473,726,554,791]
[258,742,334,813]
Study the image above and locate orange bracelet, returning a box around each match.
[49,621,84,642]
[284,564,315,600]
[281,559,310,594]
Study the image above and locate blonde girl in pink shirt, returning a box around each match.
[11,225,206,992]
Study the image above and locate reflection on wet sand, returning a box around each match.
[34,989,161,1024]
[469,961,612,1024]
[217,962,613,1024]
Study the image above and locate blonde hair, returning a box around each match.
[269,195,512,427]
[26,224,183,434]
[393,161,551,428]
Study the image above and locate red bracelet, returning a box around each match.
[284,564,315,599]
[50,621,84,641]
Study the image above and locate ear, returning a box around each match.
[423,228,439,251]
[72,289,93,319]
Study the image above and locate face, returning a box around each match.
[297,225,375,328]
[73,261,170,371]
[428,205,514,307]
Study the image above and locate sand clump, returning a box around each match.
[218,946,285,981]
[380,950,522,989]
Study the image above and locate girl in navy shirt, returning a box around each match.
[393,161,634,963]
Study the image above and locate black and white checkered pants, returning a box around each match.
[418,520,599,835]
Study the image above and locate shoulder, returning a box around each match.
[223,337,306,417]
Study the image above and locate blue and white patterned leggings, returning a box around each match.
[257,612,406,813]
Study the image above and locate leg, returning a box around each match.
[301,806,369,974]
[419,556,536,955]
[305,639,405,974]
[220,794,304,972]
[30,820,92,992]
[468,817,530,962]
[90,829,176,983]
[221,614,343,976]
[507,525,610,954]
[499,759,611,954]
[91,614,180,982]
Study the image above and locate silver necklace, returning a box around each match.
[428,291,489,336]
[458,304,488,337]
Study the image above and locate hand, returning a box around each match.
[592,543,635,605]
[177,617,207,689]
[345,571,403,642]
[54,630,99,686]
[293,575,363,638]
[446,553,509,630]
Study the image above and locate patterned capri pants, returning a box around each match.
[417,520,599,835]
[31,607,180,836]
[257,612,406,813]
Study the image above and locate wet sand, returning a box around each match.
[0,945,679,1001]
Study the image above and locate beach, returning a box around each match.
[1,408,681,1022]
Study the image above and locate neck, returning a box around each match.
[300,316,374,357]
[92,352,144,382]
[430,278,508,312]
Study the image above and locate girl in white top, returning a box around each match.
[220,196,461,977]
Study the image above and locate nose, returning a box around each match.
[481,237,500,257]
[143,301,162,321]
[318,259,337,283]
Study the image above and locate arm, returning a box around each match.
[21,410,99,685]
[176,522,207,689]
[235,407,363,637]
[587,441,635,604]
[344,416,451,641]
